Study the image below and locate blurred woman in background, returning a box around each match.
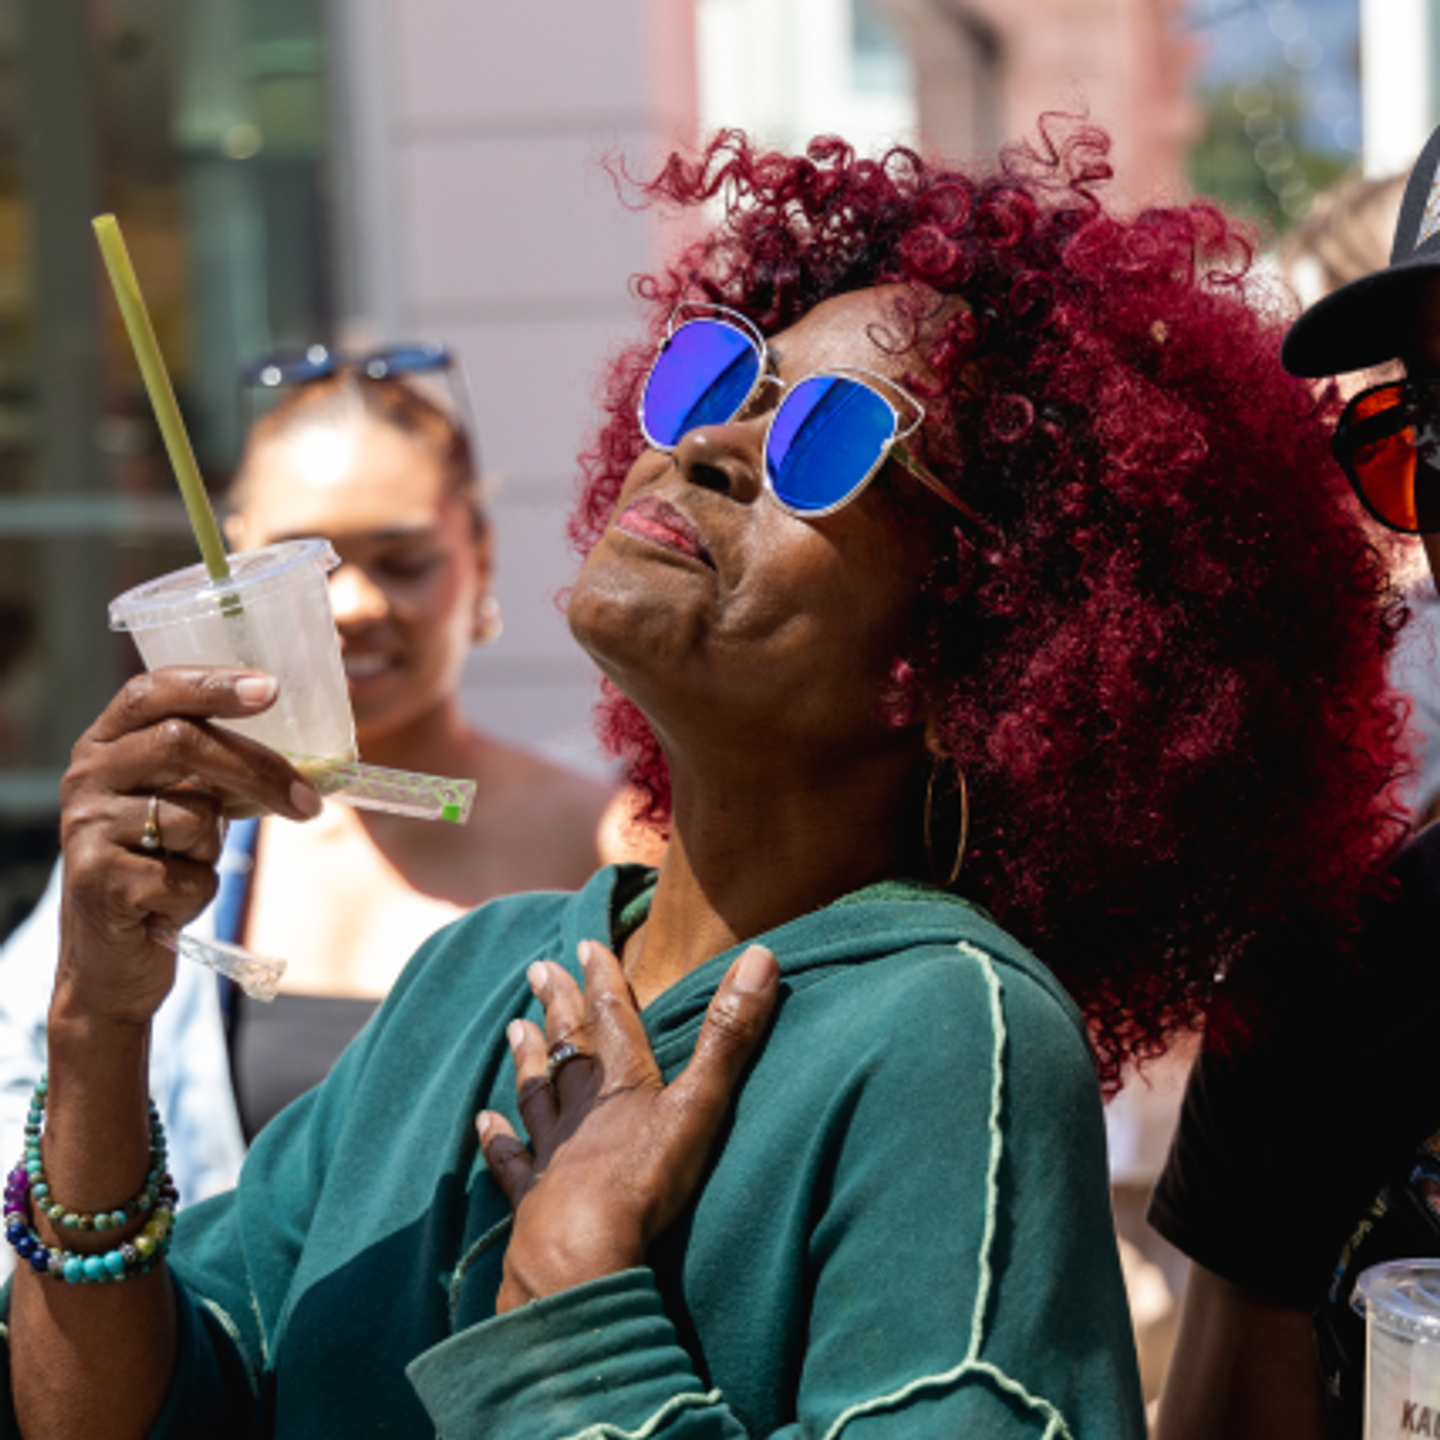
[218,355,613,1139]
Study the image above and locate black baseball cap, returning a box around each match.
[1283,124,1440,377]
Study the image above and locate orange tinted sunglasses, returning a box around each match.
[1333,379,1440,535]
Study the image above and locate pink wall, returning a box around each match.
[374,0,711,770]
[912,0,1200,209]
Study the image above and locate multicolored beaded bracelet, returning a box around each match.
[4,1165,177,1283]
[21,1073,171,1232]
[3,1072,180,1284]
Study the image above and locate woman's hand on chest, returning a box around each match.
[477,937,779,1312]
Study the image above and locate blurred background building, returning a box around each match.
[0,0,1378,935]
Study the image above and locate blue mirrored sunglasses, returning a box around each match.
[638,303,987,527]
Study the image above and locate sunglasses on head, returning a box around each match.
[239,342,479,453]
[1333,377,1440,535]
[638,303,988,527]
[241,342,456,389]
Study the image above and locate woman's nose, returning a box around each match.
[670,424,765,504]
[328,563,388,628]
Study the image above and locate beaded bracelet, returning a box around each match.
[21,1073,171,1232]
[3,1071,180,1285]
[4,1164,177,1283]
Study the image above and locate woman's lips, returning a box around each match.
[343,652,396,686]
[614,494,714,567]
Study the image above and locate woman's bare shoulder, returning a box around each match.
[455,735,615,883]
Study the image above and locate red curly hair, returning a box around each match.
[568,119,1411,1088]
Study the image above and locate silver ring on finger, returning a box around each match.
[546,1040,586,1088]
[140,793,163,852]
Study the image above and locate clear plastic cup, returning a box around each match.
[1353,1259,1440,1437]
[108,538,357,777]
[105,538,473,999]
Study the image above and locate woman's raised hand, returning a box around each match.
[478,939,780,1311]
[56,666,322,1026]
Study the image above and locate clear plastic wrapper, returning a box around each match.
[298,758,477,824]
[150,921,286,1002]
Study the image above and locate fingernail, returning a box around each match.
[476,1111,495,1143]
[527,961,548,996]
[235,674,278,706]
[290,781,323,819]
[577,940,595,970]
[506,1019,525,1051]
[733,945,777,995]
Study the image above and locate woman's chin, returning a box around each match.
[347,672,411,737]
[346,677,394,718]
[568,561,700,676]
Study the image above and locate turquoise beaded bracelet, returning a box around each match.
[22,1073,171,1232]
[4,1173,177,1283]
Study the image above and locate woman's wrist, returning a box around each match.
[46,988,152,1047]
[38,1017,156,1243]
[496,1223,645,1313]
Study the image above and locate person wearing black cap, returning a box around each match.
[1152,127,1440,1440]
[1282,124,1440,377]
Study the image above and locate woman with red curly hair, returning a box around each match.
[1,121,1407,1440]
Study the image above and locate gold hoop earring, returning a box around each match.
[473,595,503,645]
[924,757,969,890]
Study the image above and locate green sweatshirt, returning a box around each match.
[0,867,1143,1438]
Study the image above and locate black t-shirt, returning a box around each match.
[1150,821,1440,1434]
[229,989,380,1144]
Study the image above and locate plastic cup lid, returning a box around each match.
[109,538,340,632]
[1353,1260,1440,1343]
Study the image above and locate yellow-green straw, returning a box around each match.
[93,214,232,586]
